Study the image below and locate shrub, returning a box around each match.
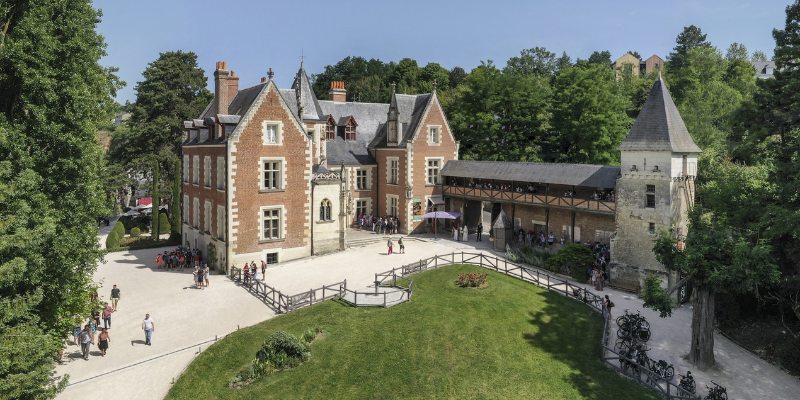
[545,244,594,281]
[130,227,141,237]
[456,272,488,288]
[112,221,125,237]
[105,231,119,249]
[158,212,171,234]
[229,330,312,389]
[302,328,321,344]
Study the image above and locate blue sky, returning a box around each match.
[93,0,791,103]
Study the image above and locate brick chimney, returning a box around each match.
[226,70,239,108]
[329,81,347,102]
[214,61,230,114]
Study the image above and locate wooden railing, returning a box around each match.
[442,185,616,214]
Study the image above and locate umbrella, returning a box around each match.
[421,211,461,238]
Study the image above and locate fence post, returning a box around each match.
[384,292,387,307]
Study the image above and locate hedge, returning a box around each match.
[105,231,119,249]
[158,212,171,234]
[130,227,141,237]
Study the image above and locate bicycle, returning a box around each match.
[704,381,728,400]
[678,371,696,395]
[646,358,674,382]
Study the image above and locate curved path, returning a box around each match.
[54,229,798,400]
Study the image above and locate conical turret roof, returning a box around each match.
[619,78,701,153]
[290,63,324,121]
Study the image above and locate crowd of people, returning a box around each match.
[516,229,564,247]
[242,259,268,285]
[587,242,610,291]
[357,214,401,235]
[155,246,202,271]
[71,289,119,360]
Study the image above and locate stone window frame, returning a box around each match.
[427,125,442,146]
[645,184,656,208]
[266,252,278,264]
[216,204,225,240]
[355,168,370,190]
[425,157,444,186]
[203,200,211,233]
[386,157,399,185]
[183,195,189,227]
[192,155,199,185]
[183,155,189,182]
[355,198,371,218]
[386,194,399,217]
[216,156,225,191]
[319,199,333,222]
[203,156,211,187]
[259,205,286,242]
[192,197,199,228]
[648,222,656,235]
[325,116,336,140]
[261,120,284,146]
[259,157,286,192]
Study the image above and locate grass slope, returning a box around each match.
[167,265,659,400]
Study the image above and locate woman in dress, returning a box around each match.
[97,328,110,356]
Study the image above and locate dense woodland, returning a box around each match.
[2,0,800,398]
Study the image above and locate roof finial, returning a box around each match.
[390,82,396,94]
[432,79,438,93]
[267,67,274,80]
[658,69,663,81]
[300,50,304,69]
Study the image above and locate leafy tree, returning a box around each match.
[150,159,161,240]
[170,158,181,235]
[545,244,594,280]
[724,43,757,97]
[550,64,631,164]
[418,62,449,92]
[448,66,467,88]
[751,50,769,62]
[504,47,558,76]
[586,50,612,65]
[0,1,119,397]
[555,51,572,74]
[627,50,641,60]
[667,25,712,100]
[446,62,552,162]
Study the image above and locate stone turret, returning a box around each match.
[610,77,701,292]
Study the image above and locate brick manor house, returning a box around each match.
[182,60,697,290]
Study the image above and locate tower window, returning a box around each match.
[648,222,656,235]
[645,185,656,208]
[319,199,332,221]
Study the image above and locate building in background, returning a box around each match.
[614,53,664,80]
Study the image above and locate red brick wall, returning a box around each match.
[182,145,226,236]
[375,148,406,219]
[409,95,458,233]
[230,85,310,254]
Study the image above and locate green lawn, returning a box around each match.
[166,264,659,400]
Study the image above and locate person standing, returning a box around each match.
[142,314,155,346]
[97,328,110,356]
[398,237,405,254]
[110,284,120,311]
[79,325,92,360]
[452,224,458,241]
[603,295,614,319]
[477,222,483,242]
[260,259,267,278]
[462,225,468,242]
[102,302,114,329]
[204,263,210,287]
[387,238,393,255]
[72,321,82,346]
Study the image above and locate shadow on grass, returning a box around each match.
[523,293,660,400]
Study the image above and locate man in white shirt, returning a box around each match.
[142,314,155,346]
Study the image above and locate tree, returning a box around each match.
[150,159,161,241]
[555,51,572,74]
[448,66,467,88]
[504,47,558,76]
[751,50,769,62]
[627,50,641,60]
[0,1,119,397]
[586,50,612,65]
[550,64,631,164]
[170,158,181,236]
[667,25,712,100]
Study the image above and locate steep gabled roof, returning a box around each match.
[201,83,265,119]
[318,100,388,165]
[371,93,432,147]
[620,78,701,153]
[289,64,325,121]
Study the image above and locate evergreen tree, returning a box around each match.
[667,25,712,100]
[0,1,119,397]
[586,50,612,65]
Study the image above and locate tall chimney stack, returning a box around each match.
[329,81,347,102]
[214,61,230,114]
[226,70,239,108]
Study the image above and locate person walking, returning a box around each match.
[387,238,393,255]
[72,320,82,346]
[79,325,92,360]
[142,314,155,346]
[477,222,483,242]
[97,328,110,356]
[603,295,614,319]
[110,284,120,311]
[102,302,114,329]
[398,237,405,254]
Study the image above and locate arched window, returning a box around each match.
[320,199,332,221]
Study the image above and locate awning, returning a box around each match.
[428,195,445,205]
[421,211,459,219]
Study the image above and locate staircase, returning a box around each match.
[345,235,428,248]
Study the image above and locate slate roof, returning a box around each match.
[619,78,701,153]
[201,83,266,119]
[752,60,775,79]
[372,94,432,147]
[318,100,388,165]
[441,160,620,188]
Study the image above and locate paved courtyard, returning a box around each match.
[54,226,799,400]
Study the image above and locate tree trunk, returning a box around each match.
[688,283,715,369]
[151,161,160,242]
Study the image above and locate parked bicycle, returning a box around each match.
[646,358,674,382]
[616,310,651,342]
[678,371,696,395]
[704,381,728,400]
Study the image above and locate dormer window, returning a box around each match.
[342,116,357,141]
[325,116,336,140]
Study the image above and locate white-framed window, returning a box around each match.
[260,206,283,241]
[216,205,225,240]
[387,194,399,217]
[203,201,211,233]
[216,156,225,190]
[319,199,332,221]
[183,195,189,226]
[192,156,199,185]
[203,156,211,187]
[192,197,199,228]
[428,125,441,145]
[426,157,442,185]
[356,199,369,217]
[387,157,399,185]
[260,157,285,191]
[356,169,368,190]
[262,121,283,145]
[183,155,189,182]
